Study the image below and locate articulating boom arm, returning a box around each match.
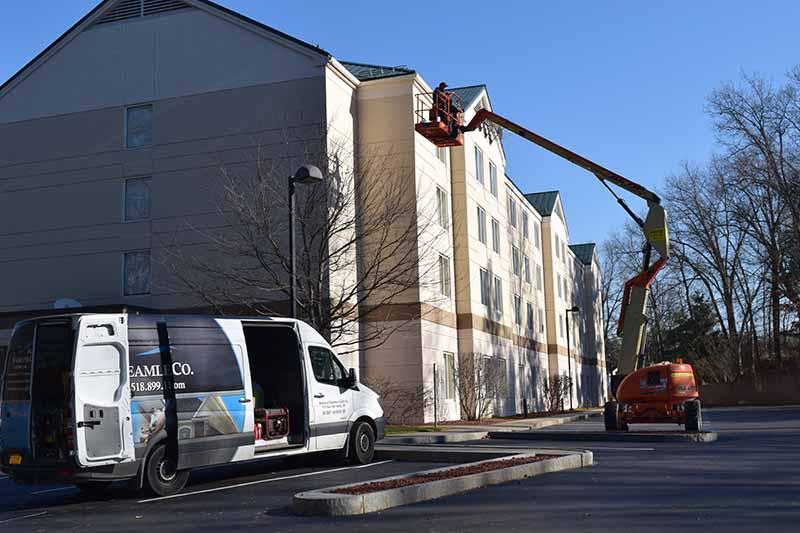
[461,108,670,375]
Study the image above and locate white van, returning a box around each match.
[0,312,385,496]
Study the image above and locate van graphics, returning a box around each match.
[128,341,243,396]
[132,393,246,445]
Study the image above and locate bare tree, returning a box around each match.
[360,376,432,425]
[164,130,448,354]
[542,373,572,413]
[456,353,508,421]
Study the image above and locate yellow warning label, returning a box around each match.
[671,372,693,378]
[647,228,667,242]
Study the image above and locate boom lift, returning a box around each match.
[415,87,702,432]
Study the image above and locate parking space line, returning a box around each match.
[31,486,75,495]
[0,511,48,525]
[138,460,394,503]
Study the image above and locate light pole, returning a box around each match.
[289,164,324,319]
[565,305,580,410]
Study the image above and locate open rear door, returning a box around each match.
[73,314,135,467]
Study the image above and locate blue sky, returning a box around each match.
[3,1,799,244]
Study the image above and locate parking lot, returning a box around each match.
[2,406,798,532]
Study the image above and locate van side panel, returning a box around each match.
[0,322,35,462]
[127,315,251,470]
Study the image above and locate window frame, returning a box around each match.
[439,254,452,298]
[436,186,450,229]
[443,352,456,400]
[489,160,498,196]
[491,218,500,254]
[474,146,484,184]
[123,250,151,296]
[477,205,487,244]
[125,104,153,149]
[123,176,152,222]
[480,268,490,307]
[522,211,529,240]
[493,275,503,316]
[307,345,348,387]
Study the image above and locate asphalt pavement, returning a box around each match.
[1,406,798,532]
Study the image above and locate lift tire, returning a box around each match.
[685,399,702,432]
[348,421,376,465]
[144,444,189,497]
[604,402,619,431]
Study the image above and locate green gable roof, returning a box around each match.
[449,84,486,111]
[569,243,596,265]
[340,61,414,81]
[524,191,559,217]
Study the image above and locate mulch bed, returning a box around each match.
[332,455,559,495]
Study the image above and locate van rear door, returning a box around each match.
[73,314,135,467]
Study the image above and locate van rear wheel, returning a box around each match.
[348,421,376,465]
[144,444,189,497]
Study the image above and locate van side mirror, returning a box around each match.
[348,368,357,387]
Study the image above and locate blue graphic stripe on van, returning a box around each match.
[134,345,177,357]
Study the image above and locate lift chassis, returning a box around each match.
[414,87,702,432]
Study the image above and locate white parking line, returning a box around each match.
[138,460,394,503]
[31,486,75,495]
[0,511,48,525]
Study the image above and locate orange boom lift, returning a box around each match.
[414,86,702,432]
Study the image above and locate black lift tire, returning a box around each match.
[685,399,702,432]
[144,443,189,497]
[348,421,376,465]
[604,401,619,431]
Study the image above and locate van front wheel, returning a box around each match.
[348,421,375,465]
[144,444,189,497]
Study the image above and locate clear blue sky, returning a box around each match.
[3,1,799,244]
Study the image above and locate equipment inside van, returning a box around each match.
[0,311,385,496]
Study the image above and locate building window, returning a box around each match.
[489,161,498,196]
[475,146,484,184]
[564,278,569,301]
[527,302,534,331]
[508,195,517,227]
[555,236,561,260]
[480,268,490,306]
[536,264,543,290]
[437,146,447,164]
[522,211,529,240]
[514,294,522,326]
[491,218,500,254]
[493,275,503,316]
[126,104,152,148]
[539,308,545,334]
[477,205,487,244]
[524,256,531,283]
[557,274,562,298]
[559,315,565,338]
[443,352,456,399]
[124,177,151,221]
[534,221,541,248]
[436,187,450,228]
[512,246,521,277]
[124,251,151,295]
[439,254,451,297]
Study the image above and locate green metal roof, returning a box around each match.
[449,84,486,111]
[569,243,596,265]
[524,191,560,217]
[340,61,415,81]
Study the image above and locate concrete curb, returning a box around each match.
[488,430,718,443]
[381,411,601,445]
[293,450,593,516]
[381,431,488,445]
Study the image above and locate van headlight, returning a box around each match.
[377,395,385,411]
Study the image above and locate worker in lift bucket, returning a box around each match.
[432,82,461,137]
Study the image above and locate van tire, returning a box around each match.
[144,444,189,497]
[348,421,375,465]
